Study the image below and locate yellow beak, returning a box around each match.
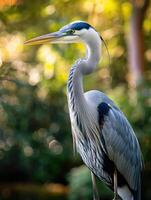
[24,31,64,45]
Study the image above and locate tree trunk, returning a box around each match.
[128,0,149,87]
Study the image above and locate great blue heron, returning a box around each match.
[25,21,143,200]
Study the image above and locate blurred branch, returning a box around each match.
[131,0,149,12]
[0,183,68,199]
[128,0,149,87]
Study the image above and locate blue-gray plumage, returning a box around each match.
[25,21,143,200]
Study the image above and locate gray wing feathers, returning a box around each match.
[102,107,142,190]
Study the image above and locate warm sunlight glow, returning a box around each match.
[0,0,18,7]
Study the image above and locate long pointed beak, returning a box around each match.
[24,31,64,45]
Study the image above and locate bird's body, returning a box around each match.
[69,89,141,200]
[25,21,143,200]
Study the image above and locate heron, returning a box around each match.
[25,21,143,200]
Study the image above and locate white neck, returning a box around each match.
[82,28,102,75]
[67,28,102,114]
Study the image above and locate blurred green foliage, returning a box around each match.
[68,165,112,200]
[0,0,151,200]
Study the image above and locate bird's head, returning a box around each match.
[24,21,100,45]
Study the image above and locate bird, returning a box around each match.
[25,21,143,200]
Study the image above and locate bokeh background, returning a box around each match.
[0,0,151,199]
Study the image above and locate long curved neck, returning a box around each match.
[84,33,102,75]
[67,32,102,114]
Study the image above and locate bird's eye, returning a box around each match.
[67,29,75,35]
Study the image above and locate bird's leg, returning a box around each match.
[91,172,100,200]
[113,168,118,200]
